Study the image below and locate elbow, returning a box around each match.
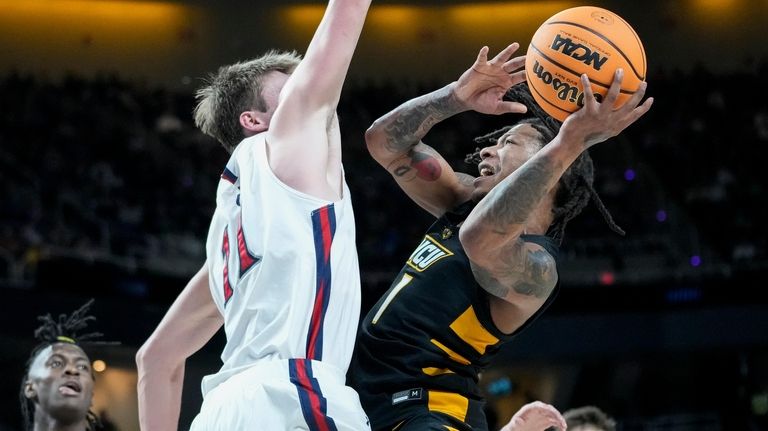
[364,120,390,161]
[459,223,491,265]
[136,339,180,377]
[459,222,520,268]
[135,342,154,374]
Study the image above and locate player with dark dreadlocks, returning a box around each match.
[465,83,626,244]
[20,300,109,431]
[348,43,652,431]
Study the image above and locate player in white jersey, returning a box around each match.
[135,0,373,430]
[200,133,361,396]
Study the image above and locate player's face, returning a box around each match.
[24,343,94,423]
[471,123,544,202]
[259,70,292,128]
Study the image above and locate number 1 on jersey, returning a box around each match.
[371,273,413,325]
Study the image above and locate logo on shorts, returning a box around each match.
[406,236,454,272]
[392,388,423,405]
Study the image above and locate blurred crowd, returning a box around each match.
[1,65,766,294]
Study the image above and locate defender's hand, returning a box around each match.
[500,401,567,431]
[453,44,528,115]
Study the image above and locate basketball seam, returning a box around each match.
[525,68,572,117]
[613,13,646,77]
[545,20,645,81]
[530,43,635,95]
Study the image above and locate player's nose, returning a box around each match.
[63,362,80,376]
[479,145,496,160]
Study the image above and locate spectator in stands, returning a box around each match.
[562,405,617,431]
[20,300,107,431]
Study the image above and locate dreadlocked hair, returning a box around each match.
[20,299,112,431]
[464,83,624,243]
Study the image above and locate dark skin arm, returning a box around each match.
[460,69,654,333]
[365,44,528,217]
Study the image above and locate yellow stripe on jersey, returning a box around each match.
[430,339,471,365]
[444,427,460,431]
[449,306,500,355]
[421,367,455,376]
[427,391,469,423]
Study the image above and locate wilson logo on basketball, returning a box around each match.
[550,34,608,71]
[531,59,604,105]
[406,236,453,272]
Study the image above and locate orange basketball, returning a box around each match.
[525,6,646,121]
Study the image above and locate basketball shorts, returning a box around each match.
[394,411,473,431]
[190,358,370,431]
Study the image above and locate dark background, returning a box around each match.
[1,0,767,430]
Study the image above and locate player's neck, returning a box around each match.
[33,413,89,431]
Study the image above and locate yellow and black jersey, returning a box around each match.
[349,202,559,431]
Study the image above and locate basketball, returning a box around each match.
[525,6,646,121]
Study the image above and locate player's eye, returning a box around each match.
[50,360,62,368]
[77,364,89,371]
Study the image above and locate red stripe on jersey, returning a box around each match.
[295,360,332,431]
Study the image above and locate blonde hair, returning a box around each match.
[194,50,301,152]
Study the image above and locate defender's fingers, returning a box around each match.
[550,411,567,430]
[534,403,567,429]
[537,415,566,431]
[543,418,565,430]
[603,68,624,107]
[492,42,520,64]
[503,55,526,72]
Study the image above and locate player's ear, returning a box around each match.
[240,110,268,133]
[24,380,36,400]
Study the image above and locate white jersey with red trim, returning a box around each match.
[201,133,361,396]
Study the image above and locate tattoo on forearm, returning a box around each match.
[483,156,560,234]
[382,89,463,154]
[387,147,443,182]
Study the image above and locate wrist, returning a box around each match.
[542,133,587,167]
[557,123,588,146]
[445,81,472,113]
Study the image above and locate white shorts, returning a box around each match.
[190,359,370,431]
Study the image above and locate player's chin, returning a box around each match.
[472,175,498,201]
[47,400,89,421]
[470,183,490,203]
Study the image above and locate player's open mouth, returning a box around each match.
[478,164,496,177]
[59,381,82,396]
